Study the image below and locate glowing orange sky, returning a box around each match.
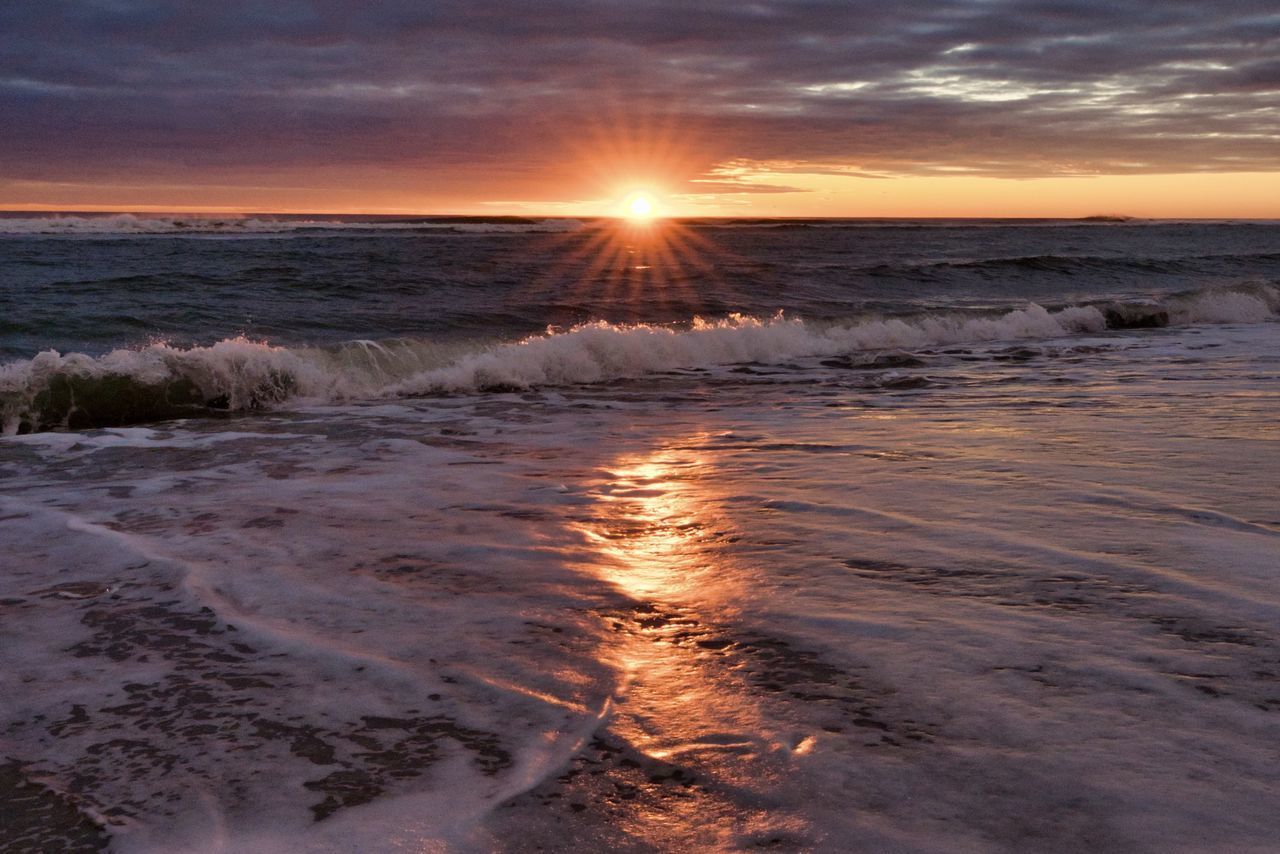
[5,169,1280,219]
[5,3,1280,219]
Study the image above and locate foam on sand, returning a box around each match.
[2,321,1279,850]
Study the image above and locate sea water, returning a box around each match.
[1,215,1278,852]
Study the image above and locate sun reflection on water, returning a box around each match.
[534,216,734,320]
[582,446,718,602]
[574,437,769,754]
[511,202,745,333]
[564,437,822,843]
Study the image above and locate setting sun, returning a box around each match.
[624,192,657,221]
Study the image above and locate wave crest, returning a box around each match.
[388,305,1105,395]
[1170,285,1280,324]
[2,284,1275,435]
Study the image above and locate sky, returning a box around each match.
[2,0,1279,217]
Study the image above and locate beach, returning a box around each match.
[2,216,1279,851]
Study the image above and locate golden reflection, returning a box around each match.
[575,437,770,766]
[565,438,819,842]
[533,215,735,319]
[581,443,720,602]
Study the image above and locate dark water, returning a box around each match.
[2,215,1278,435]
[3,216,1279,358]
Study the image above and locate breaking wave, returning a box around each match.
[2,284,1276,434]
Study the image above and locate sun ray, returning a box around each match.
[506,100,751,325]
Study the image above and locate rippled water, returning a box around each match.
[3,217,1280,359]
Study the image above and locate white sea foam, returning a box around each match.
[3,322,1280,850]
[4,426,310,456]
[391,304,1107,394]
[0,214,300,235]
[1171,285,1279,324]
[3,285,1277,434]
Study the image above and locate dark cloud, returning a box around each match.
[1,0,1278,203]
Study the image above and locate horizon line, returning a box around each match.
[4,209,1279,223]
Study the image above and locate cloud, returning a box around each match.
[2,0,1278,204]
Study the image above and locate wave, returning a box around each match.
[855,251,1280,282]
[0,337,468,434]
[934,254,1184,275]
[388,304,1105,395]
[2,284,1276,435]
[0,214,587,236]
[871,254,1165,278]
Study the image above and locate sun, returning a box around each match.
[623,192,658,222]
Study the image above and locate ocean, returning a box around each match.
[1,213,1278,852]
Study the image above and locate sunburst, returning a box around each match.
[515,100,742,323]
[625,192,657,222]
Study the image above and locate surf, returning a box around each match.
[2,283,1275,435]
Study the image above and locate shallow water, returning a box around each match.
[1,217,1279,851]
